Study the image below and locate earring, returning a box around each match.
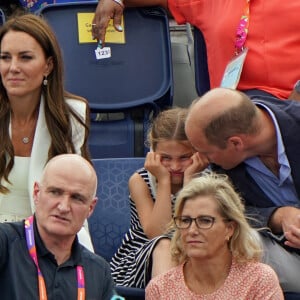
[43,76,48,86]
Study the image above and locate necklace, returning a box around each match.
[12,115,38,145]
[22,137,30,144]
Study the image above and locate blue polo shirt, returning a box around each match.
[244,103,298,207]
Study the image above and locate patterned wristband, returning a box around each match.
[112,0,124,8]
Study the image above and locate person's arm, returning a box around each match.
[129,152,172,239]
[288,80,300,102]
[0,225,12,270]
[251,265,284,300]
[101,259,118,300]
[269,206,300,248]
[183,152,209,185]
[92,0,168,46]
[66,98,91,162]
[145,277,162,300]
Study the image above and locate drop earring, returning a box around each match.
[43,76,48,86]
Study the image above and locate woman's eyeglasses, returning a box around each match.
[174,216,216,229]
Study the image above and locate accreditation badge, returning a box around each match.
[220,48,248,89]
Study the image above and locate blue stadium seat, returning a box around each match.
[193,27,210,96]
[88,157,145,261]
[39,2,173,158]
[284,292,300,300]
[89,158,145,300]
[19,0,93,13]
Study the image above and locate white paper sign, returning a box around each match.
[95,47,112,60]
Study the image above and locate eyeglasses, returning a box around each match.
[174,216,216,229]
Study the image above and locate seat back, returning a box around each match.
[88,158,145,262]
[193,27,210,96]
[284,292,300,300]
[89,106,153,158]
[39,2,172,158]
[19,0,93,13]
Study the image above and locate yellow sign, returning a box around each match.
[77,13,125,44]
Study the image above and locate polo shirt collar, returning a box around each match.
[33,215,82,267]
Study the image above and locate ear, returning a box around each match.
[33,182,41,206]
[227,136,244,151]
[44,56,54,77]
[225,220,236,240]
[87,197,98,218]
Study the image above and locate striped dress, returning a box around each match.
[110,168,176,288]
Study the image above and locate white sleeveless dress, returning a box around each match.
[0,157,31,222]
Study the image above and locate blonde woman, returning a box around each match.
[146,172,283,299]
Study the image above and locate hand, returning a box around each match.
[288,90,300,102]
[271,206,300,249]
[284,214,300,249]
[183,152,209,185]
[144,152,170,183]
[92,0,124,46]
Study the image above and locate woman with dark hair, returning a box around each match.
[0,14,93,250]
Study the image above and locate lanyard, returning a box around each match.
[25,216,85,300]
[235,0,250,54]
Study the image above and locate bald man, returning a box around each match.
[0,154,117,299]
[185,88,300,293]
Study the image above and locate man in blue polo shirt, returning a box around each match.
[185,87,300,293]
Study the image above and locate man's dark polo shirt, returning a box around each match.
[0,218,115,300]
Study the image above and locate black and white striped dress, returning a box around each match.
[110,167,176,288]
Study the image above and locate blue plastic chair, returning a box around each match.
[39,2,173,158]
[88,158,145,261]
[193,27,210,96]
[89,158,145,299]
[19,0,93,13]
[284,292,300,300]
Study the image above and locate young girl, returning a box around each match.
[110,107,208,288]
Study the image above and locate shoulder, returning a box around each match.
[0,221,25,252]
[228,261,283,299]
[234,261,279,282]
[129,168,148,185]
[253,96,300,116]
[79,247,115,298]
[251,262,279,280]
[0,221,24,239]
[80,247,111,272]
[129,168,146,181]
[147,264,183,288]
[65,97,87,112]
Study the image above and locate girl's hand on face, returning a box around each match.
[184,152,209,184]
[144,152,170,182]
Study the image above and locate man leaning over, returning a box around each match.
[185,88,300,293]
